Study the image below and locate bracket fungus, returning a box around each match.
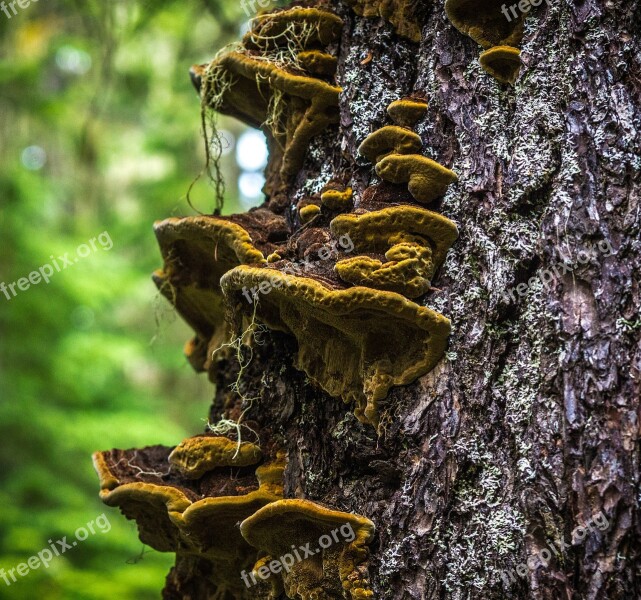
[479,45,522,85]
[321,185,354,211]
[386,98,428,128]
[444,0,524,49]
[330,206,458,272]
[168,435,263,479]
[444,0,523,84]
[240,499,375,600]
[298,50,339,77]
[343,0,422,42]
[358,125,423,164]
[375,154,458,204]
[221,265,451,426]
[335,242,435,298]
[93,442,285,596]
[153,210,285,372]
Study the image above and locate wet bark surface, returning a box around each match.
[176,0,641,598]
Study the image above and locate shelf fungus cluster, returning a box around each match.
[445,0,524,84]
[93,436,284,598]
[93,436,375,598]
[91,4,469,596]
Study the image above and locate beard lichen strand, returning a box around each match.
[197,50,239,213]
[243,19,321,73]
[207,299,266,457]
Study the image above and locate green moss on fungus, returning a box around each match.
[243,7,343,50]
[200,51,341,181]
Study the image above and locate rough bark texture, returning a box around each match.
[166,0,641,598]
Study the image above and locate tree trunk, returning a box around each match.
[100,1,641,598]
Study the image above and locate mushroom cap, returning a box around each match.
[444,0,525,48]
[221,265,451,426]
[479,45,522,85]
[330,205,459,270]
[299,204,322,224]
[335,242,434,298]
[358,126,423,164]
[206,51,341,117]
[241,499,375,599]
[169,435,263,479]
[241,499,375,555]
[201,51,341,180]
[387,98,428,128]
[321,186,354,211]
[375,154,458,203]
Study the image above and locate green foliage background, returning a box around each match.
[0,0,285,597]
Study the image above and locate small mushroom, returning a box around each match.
[375,154,458,204]
[358,126,423,164]
[299,204,322,224]
[479,45,521,85]
[320,186,354,211]
[444,0,525,85]
[240,499,376,600]
[387,98,428,128]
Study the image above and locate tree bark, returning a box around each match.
[160,0,641,598]
[200,1,641,598]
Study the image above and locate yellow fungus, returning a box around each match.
[375,153,457,203]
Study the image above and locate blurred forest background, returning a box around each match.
[0,0,285,597]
